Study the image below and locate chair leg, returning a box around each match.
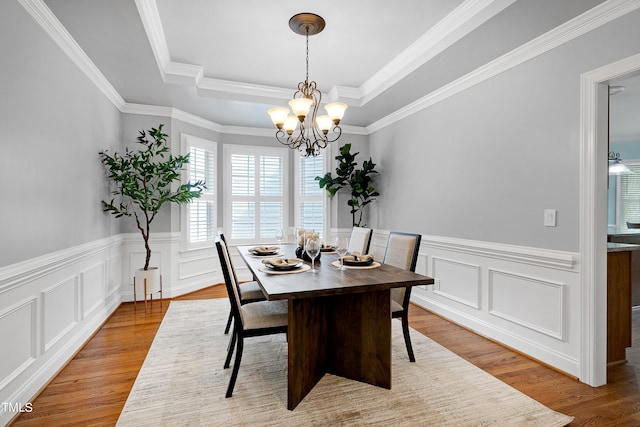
[226,335,244,398]
[224,325,237,369]
[224,310,233,334]
[401,314,416,362]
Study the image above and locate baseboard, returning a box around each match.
[411,292,581,377]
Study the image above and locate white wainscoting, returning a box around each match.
[118,232,222,300]
[0,236,121,426]
[368,230,581,378]
[0,233,223,425]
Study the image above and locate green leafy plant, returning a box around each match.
[99,124,205,270]
[316,143,379,227]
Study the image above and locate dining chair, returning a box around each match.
[215,238,288,398]
[348,227,373,255]
[383,231,422,362]
[218,232,266,335]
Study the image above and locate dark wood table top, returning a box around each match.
[238,244,434,300]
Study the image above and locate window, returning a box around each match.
[295,153,326,239]
[224,145,288,243]
[617,162,640,231]
[182,134,216,249]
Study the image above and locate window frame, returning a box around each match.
[181,133,217,250]
[223,144,289,245]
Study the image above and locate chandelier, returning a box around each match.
[267,13,347,157]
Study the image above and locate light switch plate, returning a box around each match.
[544,209,557,227]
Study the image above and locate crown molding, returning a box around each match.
[367,0,640,134]
[134,0,170,80]
[18,0,125,110]
[122,103,223,132]
[358,0,517,106]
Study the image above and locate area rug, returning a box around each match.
[117,299,573,426]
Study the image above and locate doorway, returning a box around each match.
[581,53,640,386]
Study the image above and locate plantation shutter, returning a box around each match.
[183,134,216,249]
[226,147,287,243]
[618,163,640,231]
[297,154,325,237]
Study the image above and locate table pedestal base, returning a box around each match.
[287,289,391,410]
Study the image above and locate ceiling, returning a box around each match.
[39,0,638,139]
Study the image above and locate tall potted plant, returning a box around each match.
[99,124,205,297]
[316,143,379,227]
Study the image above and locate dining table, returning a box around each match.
[238,243,434,410]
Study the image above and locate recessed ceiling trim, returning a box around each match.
[367,0,640,134]
[134,0,517,107]
[358,0,518,105]
[197,77,292,101]
[134,0,171,80]
[164,61,204,86]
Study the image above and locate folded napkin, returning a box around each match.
[341,254,374,263]
[261,258,303,267]
[250,246,279,253]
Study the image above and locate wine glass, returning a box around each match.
[275,228,284,245]
[305,235,320,273]
[334,236,349,270]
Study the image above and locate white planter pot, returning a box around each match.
[134,267,162,297]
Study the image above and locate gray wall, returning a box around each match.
[0,0,120,267]
[369,9,640,253]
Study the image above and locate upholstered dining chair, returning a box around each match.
[215,238,288,398]
[218,232,266,335]
[383,231,422,362]
[348,227,373,255]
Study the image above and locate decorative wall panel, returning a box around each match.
[42,277,78,352]
[432,257,481,309]
[489,269,565,340]
[0,298,36,390]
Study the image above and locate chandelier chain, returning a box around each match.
[305,26,309,83]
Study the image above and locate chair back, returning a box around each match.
[219,231,243,282]
[348,227,373,255]
[383,232,421,306]
[215,238,244,328]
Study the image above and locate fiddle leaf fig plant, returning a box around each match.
[316,143,379,227]
[99,124,205,270]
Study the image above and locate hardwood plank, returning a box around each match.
[10,284,640,426]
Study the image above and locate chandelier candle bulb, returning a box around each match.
[325,102,347,124]
[284,116,298,134]
[316,115,333,134]
[289,98,313,120]
[268,107,289,129]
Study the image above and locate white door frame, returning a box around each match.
[580,53,640,386]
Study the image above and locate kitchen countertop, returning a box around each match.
[607,242,640,253]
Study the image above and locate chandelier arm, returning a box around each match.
[324,125,343,143]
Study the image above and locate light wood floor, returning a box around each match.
[10,285,640,426]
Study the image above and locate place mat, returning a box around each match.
[331,261,381,270]
[258,264,311,274]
